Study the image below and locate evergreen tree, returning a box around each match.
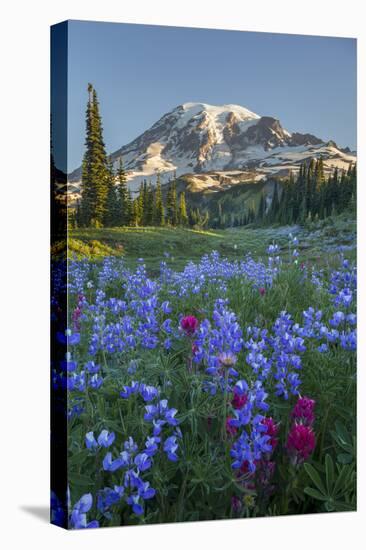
[292,163,305,222]
[166,178,178,226]
[137,181,145,225]
[80,84,109,227]
[217,202,224,228]
[328,167,339,216]
[103,160,119,227]
[298,163,308,222]
[312,158,326,216]
[74,200,81,228]
[80,88,94,227]
[306,159,316,217]
[116,157,129,225]
[145,182,154,225]
[131,198,140,226]
[268,182,280,223]
[247,206,255,224]
[140,180,149,225]
[278,180,289,225]
[257,192,266,222]
[153,173,165,226]
[178,192,188,226]
[349,163,357,211]
[125,189,133,226]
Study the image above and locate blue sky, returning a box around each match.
[66,20,356,171]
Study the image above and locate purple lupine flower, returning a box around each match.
[120,381,140,399]
[152,419,166,436]
[126,494,144,515]
[85,361,100,374]
[61,360,77,372]
[97,486,124,515]
[134,452,152,472]
[70,493,99,529]
[103,452,129,472]
[161,301,172,314]
[164,407,179,426]
[89,374,103,390]
[57,329,81,346]
[138,480,156,500]
[97,430,115,448]
[144,436,160,457]
[144,404,159,422]
[163,435,179,461]
[124,437,138,454]
[329,311,345,327]
[140,384,159,402]
[85,431,98,450]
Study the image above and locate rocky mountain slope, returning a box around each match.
[69,102,356,193]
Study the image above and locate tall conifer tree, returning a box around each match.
[104,159,119,227]
[145,182,154,225]
[80,84,109,227]
[178,192,188,226]
[166,177,178,226]
[154,173,165,226]
[257,192,266,222]
[117,157,129,225]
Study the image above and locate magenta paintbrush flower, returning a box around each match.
[231,388,248,410]
[181,315,199,335]
[292,396,316,426]
[286,424,316,463]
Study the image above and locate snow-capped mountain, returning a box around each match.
[69,102,356,192]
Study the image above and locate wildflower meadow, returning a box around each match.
[51,232,356,528]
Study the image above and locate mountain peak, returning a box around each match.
[179,102,260,121]
[69,102,356,191]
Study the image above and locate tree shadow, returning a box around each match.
[20,505,49,523]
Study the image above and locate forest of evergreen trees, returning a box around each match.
[215,158,357,229]
[74,84,356,230]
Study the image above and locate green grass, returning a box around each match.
[70,213,356,272]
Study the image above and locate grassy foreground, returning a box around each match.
[70,214,356,271]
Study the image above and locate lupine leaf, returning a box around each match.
[304,463,327,495]
[325,454,335,494]
[304,487,329,501]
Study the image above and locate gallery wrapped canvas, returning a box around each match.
[51,20,356,529]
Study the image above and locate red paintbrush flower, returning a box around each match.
[181,315,199,335]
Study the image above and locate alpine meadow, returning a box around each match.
[51,21,357,529]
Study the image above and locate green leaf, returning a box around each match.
[335,421,350,444]
[106,420,126,435]
[68,449,90,466]
[325,500,336,512]
[304,487,329,501]
[68,473,94,487]
[325,454,335,494]
[337,453,353,465]
[333,500,356,512]
[304,463,327,495]
[333,465,351,497]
